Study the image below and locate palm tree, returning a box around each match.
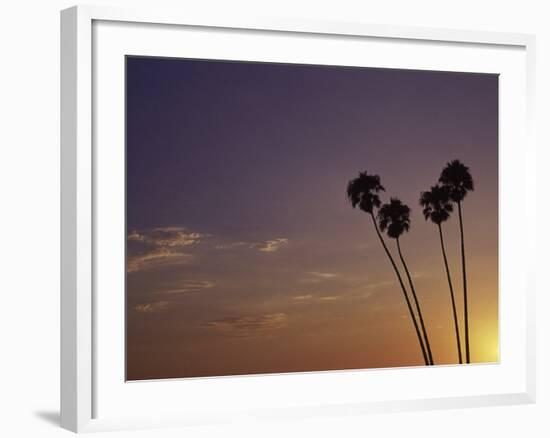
[346,172,429,366]
[378,198,434,365]
[439,160,474,363]
[420,185,462,363]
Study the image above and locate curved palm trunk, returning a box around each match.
[438,223,463,364]
[396,238,434,365]
[369,212,429,366]
[457,202,470,363]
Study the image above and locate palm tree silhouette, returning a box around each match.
[346,172,429,366]
[439,160,474,363]
[378,198,434,365]
[420,185,462,363]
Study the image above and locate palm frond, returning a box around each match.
[439,159,474,202]
[346,171,385,213]
[419,184,453,224]
[377,197,411,239]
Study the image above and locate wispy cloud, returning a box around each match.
[127,226,204,273]
[413,271,430,280]
[292,292,342,303]
[158,280,215,294]
[133,301,170,313]
[318,295,340,301]
[292,285,381,309]
[309,271,338,279]
[214,241,248,250]
[366,280,394,290]
[292,294,313,301]
[211,237,290,253]
[128,227,204,248]
[253,238,289,253]
[127,248,193,273]
[300,271,339,283]
[204,313,288,338]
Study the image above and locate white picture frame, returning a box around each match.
[60,4,536,433]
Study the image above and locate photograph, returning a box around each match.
[125,56,499,380]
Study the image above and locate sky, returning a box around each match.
[126,56,499,380]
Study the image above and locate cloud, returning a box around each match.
[300,271,339,283]
[292,294,313,301]
[212,237,289,253]
[309,271,338,279]
[204,313,287,338]
[318,296,340,301]
[253,238,289,253]
[291,280,385,303]
[158,280,215,294]
[366,280,394,290]
[128,227,204,248]
[127,247,193,273]
[133,301,170,313]
[292,292,342,303]
[214,242,248,250]
[127,230,147,242]
[127,226,204,273]
[413,272,430,280]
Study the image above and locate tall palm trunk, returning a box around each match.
[396,238,434,365]
[438,223,463,364]
[369,212,429,366]
[457,201,470,363]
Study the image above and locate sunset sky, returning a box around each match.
[126,56,498,380]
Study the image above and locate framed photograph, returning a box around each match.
[61,5,536,433]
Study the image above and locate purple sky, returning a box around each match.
[126,56,498,380]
